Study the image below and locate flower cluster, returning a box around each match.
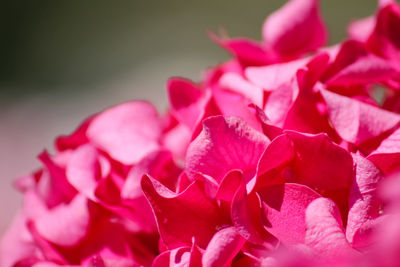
[3,0,400,266]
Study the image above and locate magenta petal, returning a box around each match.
[35,195,90,247]
[367,3,400,63]
[231,186,270,244]
[248,104,283,140]
[202,227,245,267]
[368,127,400,173]
[141,175,227,249]
[87,101,161,165]
[186,116,269,184]
[347,154,383,248]
[215,170,243,202]
[258,183,321,245]
[262,0,327,59]
[285,131,354,191]
[305,198,354,258]
[321,89,400,144]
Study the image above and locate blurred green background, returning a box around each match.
[1,0,377,104]
[0,0,378,235]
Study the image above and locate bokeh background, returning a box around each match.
[0,0,378,236]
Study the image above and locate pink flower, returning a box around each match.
[3,0,400,266]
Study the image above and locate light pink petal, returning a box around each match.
[87,101,162,165]
[0,212,37,267]
[321,89,400,144]
[35,195,90,247]
[348,16,375,42]
[368,127,400,173]
[245,57,308,90]
[141,175,227,249]
[202,227,245,267]
[218,72,263,107]
[186,116,269,184]
[264,83,294,127]
[262,0,327,59]
[167,78,209,130]
[305,198,355,258]
[27,221,68,264]
[258,183,321,245]
[346,154,383,248]
[66,144,102,200]
[162,123,192,161]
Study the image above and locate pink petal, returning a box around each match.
[66,144,102,200]
[152,241,202,267]
[347,16,375,42]
[218,73,263,107]
[55,116,92,151]
[368,127,400,173]
[202,227,245,267]
[325,54,397,86]
[186,116,269,184]
[0,212,37,267]
[321,89,400,144]
[305,198,354,258]
[37,151,77,208]
[122,150,180,199]
[231,186,271,244]
[263,83,294,127]
[35,195,90,246]
[212,90,262,132]
[258,183,321,245]
[248,104,283,140]
[367,3,400,63]
[210,33,274,66]
[255,131,353,193]
[245,57,308,90]
[87,101,162,165]
[346,154,383,248]
[262,0,327,59]
[141,175,228,249]
[215,170,243,202]
[161,123,192,161]
[167,78,209,130]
